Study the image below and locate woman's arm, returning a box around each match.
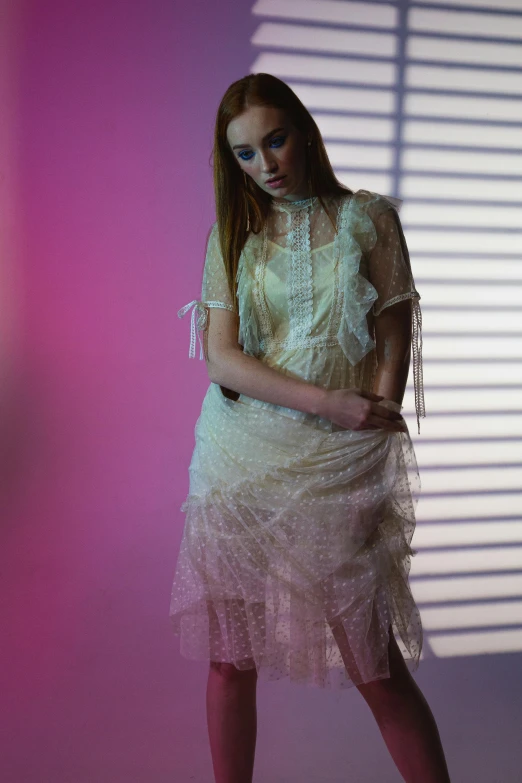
[205,307,327,414]
[371,299,412,407]
[364,198,420,421]
[205,307,405,431]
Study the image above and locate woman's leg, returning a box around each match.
[356,626,451,783]
[206,660,258,783]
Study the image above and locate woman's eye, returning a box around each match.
[238,136,286,161]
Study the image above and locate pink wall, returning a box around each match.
[1,1,521,781]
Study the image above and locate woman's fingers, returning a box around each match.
[365,413,406,432]
[358,390,402,422]
[372,402,403,421]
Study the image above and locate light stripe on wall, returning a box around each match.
[250,0,522,659]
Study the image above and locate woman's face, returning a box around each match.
[226,105,309,202]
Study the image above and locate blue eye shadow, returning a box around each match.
[237,136,286,162]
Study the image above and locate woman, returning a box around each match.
[172,73,451,783]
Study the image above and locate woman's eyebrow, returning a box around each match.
[232,126,285,150]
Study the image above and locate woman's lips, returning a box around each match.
[266,176,286,188]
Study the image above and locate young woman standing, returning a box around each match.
[172,73,450,783]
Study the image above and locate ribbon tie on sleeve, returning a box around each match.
[177,300,208,359]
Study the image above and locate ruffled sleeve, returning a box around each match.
[334,194,378,366]
[365,193,426,433]
[177,222,237,359]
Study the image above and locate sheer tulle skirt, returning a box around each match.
[170,381,423,690]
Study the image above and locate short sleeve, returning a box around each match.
[177,222,237,360]
[367,199,426,433]
[201,222,236,311]
[368,204,418,317]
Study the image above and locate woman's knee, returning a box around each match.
[356,631,412,703]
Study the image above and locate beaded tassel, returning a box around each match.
[412,298,426,435]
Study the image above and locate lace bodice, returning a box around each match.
[178,189,425,433]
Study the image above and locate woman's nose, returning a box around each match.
[259,151,277,172]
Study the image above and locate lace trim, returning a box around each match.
[327,196,348,340]
[373,291,417,317]
[260,195,346,350]
[259,335,344,353]
[177,299,235,359]
[287,206,313,343]
[258,193,349,353]
[253,193,352,353]
[270,195,318,213]
[255,225,273,342]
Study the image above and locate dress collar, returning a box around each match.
[270,195,318,213]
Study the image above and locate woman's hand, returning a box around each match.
[318,388,407,432]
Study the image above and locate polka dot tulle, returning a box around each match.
[171,190,424,690]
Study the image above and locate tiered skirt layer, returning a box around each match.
[170,382,423,690]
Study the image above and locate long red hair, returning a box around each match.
[213,73,353,309]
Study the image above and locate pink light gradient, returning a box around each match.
[1,2,521,782]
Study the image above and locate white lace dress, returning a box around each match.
[171,189,426,690]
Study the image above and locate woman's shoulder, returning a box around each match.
[328,188,393,218]
[351,188,403,214]
[335,189,402,252]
